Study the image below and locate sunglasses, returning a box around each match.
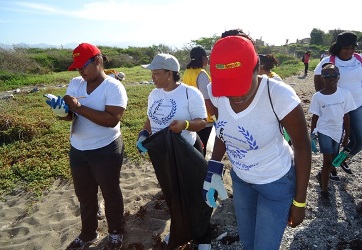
[76,57,96,71]
[321,73,340,79]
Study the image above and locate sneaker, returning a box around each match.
[316,172,322,188]
[198,243,211,250]
[106,233,123,250]
[329,173,340,182]
[66,234,99,250]
[340,162,353,175]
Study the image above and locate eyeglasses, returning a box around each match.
[342,45,357,50]
[76,57,96,71]
[321,73,340,79]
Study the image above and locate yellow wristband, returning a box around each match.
[185,120,190,130]
[292,199,306,208]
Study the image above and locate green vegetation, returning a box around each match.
[1,28,360,201]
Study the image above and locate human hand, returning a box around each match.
[45,95,69,117]
[202,160,228,208]
[136,130,150,155]
[288,203,306,228]
[169,120,186,133]
[310,133,318,153]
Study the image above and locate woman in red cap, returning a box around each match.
[202,29,311,250]
[47,43,128,250]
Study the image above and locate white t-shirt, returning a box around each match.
[66,76,128,150]
[208,76,300,184]
[309,87,357,142]
[315,55,362,107]
[147,83,207,145]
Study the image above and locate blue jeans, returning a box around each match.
[348,105,362,155]
[231,165,295,250]
[318,132,339,154]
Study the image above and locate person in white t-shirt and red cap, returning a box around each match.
[201,29,311,250]
[46,43,128,250]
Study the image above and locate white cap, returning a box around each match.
[142,53,180,72]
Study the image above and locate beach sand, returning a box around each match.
[1,72,361,250]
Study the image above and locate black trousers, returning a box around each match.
[69,136,125,241]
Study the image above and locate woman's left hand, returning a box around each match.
[288,205,305,228]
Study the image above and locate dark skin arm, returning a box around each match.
[342,113,351,147]
[310,114,319,134]
[62,95,125,127]
[281,104,311,228]
[169,118,206,133]
[210,136,226,161]
[205,99,218,119]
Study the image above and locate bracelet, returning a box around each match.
[292,199,306,208]
[185,120,190,130]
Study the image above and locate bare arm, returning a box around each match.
[342,113,351,147]
[205,99,218,119]
[281,104,311,227]
[169,118,206,133]
[310,114,319,134]
[63,95,125,127]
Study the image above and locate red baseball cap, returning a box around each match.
[68,43,101,70]
[210,36,258,97]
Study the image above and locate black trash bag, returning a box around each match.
[142,127,213,249]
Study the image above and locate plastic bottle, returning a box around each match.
[332,147,351,167]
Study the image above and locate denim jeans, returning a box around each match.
[348,105,362,156]
[70,136,125,241]
[318,132,339,154]
[231,165,295,250]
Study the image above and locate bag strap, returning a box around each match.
[267,79,284,135]
[330,53,362,64]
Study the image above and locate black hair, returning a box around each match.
[221,28,259,72]
[221,28,255,45]
[259,54,279,71]
[172,71,181,81]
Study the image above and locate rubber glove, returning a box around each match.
[202,160,228,208]
[45,95,69,117]
[310,133,318,153]
[136,130,149,154]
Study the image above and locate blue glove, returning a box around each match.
[202,160,228,208]
[136,130,149,154]
[310,133,318,153]
[45,95,69,117]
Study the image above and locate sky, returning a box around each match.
[1,0,362,49]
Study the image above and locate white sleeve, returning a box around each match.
[207,83,219,107]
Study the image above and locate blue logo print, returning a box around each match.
[148,99,177,125]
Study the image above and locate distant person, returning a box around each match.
[309,63,356,199]
[258,54,283,82]
[320,50,329,61]
[203,29,311,250]
[314,31,362,177]
[302,51,311,75]
[183,46,216,157]
[46,43,128,250]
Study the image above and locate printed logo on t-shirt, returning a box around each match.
[148,99,177,125]
[216,121,259,170]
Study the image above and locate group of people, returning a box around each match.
[45,30,361,250]
[311,31,361,199]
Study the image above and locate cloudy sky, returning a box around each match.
[1,0,361,49]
